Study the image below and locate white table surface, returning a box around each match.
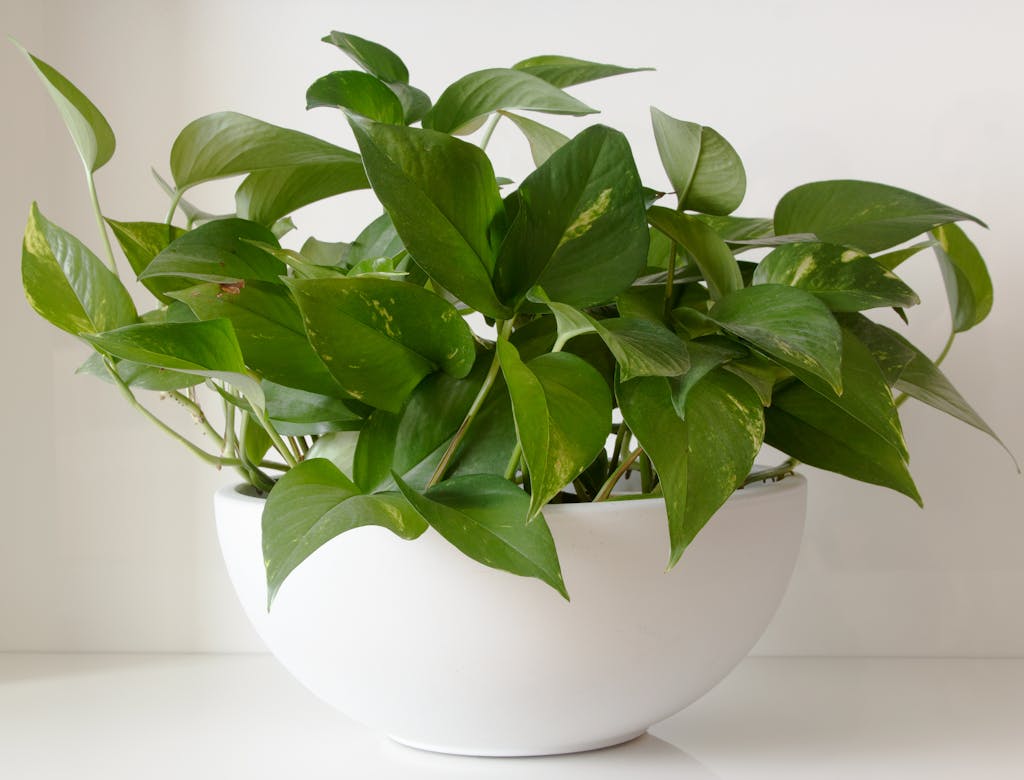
[1,654,1021,779]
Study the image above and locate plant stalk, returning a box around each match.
[594,446,644,501]
[478,113,501,152]
[86,170,119,277]
[503,442,523,481]
[664,242,678,318]
[165,189,184,225]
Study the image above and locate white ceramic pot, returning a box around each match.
[215,473,806,757]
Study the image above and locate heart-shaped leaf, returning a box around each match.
[647,206,743,300]
[500,110,569,166]
[321,31,410,84]
[306,70,406,124]
[931,223,993,333]
[234,156,369,227]
[141,218,285,285]
[106,220,187,303]
[512,55,653,88]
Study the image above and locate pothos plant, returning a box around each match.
[17,32,1012,606]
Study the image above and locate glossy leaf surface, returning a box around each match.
[647,207,743,300]
[141,218,285,285]
[306,70,405,124]
[263,381,365,436]
[500,110,569,166]
[106,220,187,303]
[512,55,653,87]
[235,156,369,227]
[931,223,993,332]
[322,31,410,83]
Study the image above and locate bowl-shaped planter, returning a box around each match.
[216,473,806,756]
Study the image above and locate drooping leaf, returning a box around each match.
[288,276,477,412]
[167,281,341,396]
[752,242,920,312]
[76,351,201,391]
[423,68,597,134]
[931,223,993,333]
[709,284,843,393]
[498,340,611,519]
[874,239,935,271]
[500,110,569,166]
[774,179,985,253]
[263,380,365,436]
[512,55,653,87]
[140,218,285,285]
[650,107,746,216]
[14,42,115,172]
[321,31,410,84]
[263,458,426,607]
[305,70,406,124]
[495,125,649,309]
[647,206,743,300]
[387,82,432,124]
[395,474,568,599]
[106,219,188,303]
[22,203,137,335]
[349,119,510,318]
[352,410,402,493]
[81,318,264,412]
[301,237,351,268]
[668,337,748,416]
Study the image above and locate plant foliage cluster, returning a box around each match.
[16,32,1010,603]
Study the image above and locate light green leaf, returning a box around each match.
[305,70,406,124]
[874,239,935,271]
[264,458,426,607]
[234,156,369,227]
[650,107,746,216]
[495,125,649,308]
[141,218,285,285]
[395,474,568,600]
[288,276,477,413]
[81,319,264,413]
[500,110,569,166]
[106,220,188,304]
[697,214,775,244]
[512,55,653,88]
[647,206,743,300]
[76,351,201,392]
[931,223,993,333]
[348,212,404,265]
[22,203,137,335]
[264,381,365,436]
[774,180,985,253]
[301,237,350,268]
[14,42,115,172]
[498,340,612,519]
[752,242,920,311]
[321,31,409,84]
[350,119,510,318]
[423,68,597,134]
[710,284,843,393]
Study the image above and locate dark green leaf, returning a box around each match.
[931,223,993,332]
[593,317,689,381]
[387,82,432,124]
[647,206,743,300]
[288,276,477,412]
[874,239,935,271]
[512,55,653,88]
[697,214,775,244]
[752,242,920,311]
[264,380,364,436]
[395,474,568,600]
[350,120,510,318]
[650,107,746,216]
[710,284,843,393]
[353,409,402,492]
[500,110,569,166]
[264,458,426,607]
[106,220,188,304]
[15,42,115,172]
[141,218,285,285]
[348,212,404,265]
[305,70,405,124]
[669,337,748,416]
[495,125,649,308]
[774,180,985,253]
[423,68,597,134]
[498,340,611,519]
[321,31,409,83]
[22,203,137,335]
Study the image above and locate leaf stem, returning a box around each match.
[479,114,501,152]
[169,390,224,448]
[86,170,119,277]
[594,446,644,501]
[664,242,678,318]
[257,413,298,468]
[503,442,523,481]
[743,458,799,486]
[165,189,184,225]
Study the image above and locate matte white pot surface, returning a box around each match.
[215,474,806,756]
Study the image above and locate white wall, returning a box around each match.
[1,0,1021,654]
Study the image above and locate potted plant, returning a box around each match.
[16,31,1012,756]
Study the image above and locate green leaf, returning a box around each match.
[241,412,273,466]
[321,31,409,84]
[350,119,510,318]
[395,474,568,600]
[141,218,285,285]
[512,55,653,87]
[495,125,649,309]
[592,317,689,381]
[423,68,597,134]
[264,458,426,607]
[647,207,743,300]
[668,337,748,416]
[874,239,935,271]
[14,42,115,172]
[306,431,360,479]
[301,237,350,268]
[306,70,406,124]
[766,382,920,505]
[387,82,432,124]
[234,155,369,227]
[22,203,137,335]
[167,281,341,396]
[697,214,775,244]
[752,242,920,311]
[81,319,264,413]
[650,108,746,216]
[710,284,843,393]
[500,110,569,166]
[170,111,363,192]
[288,276,477,413]
[348,212,404,265]
[264,381,365,436]
[931,224,993,332]
[353,410,402,492]
[774,180,985,253]
[497,340,611,519]
[106,220,188,303]
[76,351,201,392]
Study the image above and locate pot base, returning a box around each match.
[389,728,649,757]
